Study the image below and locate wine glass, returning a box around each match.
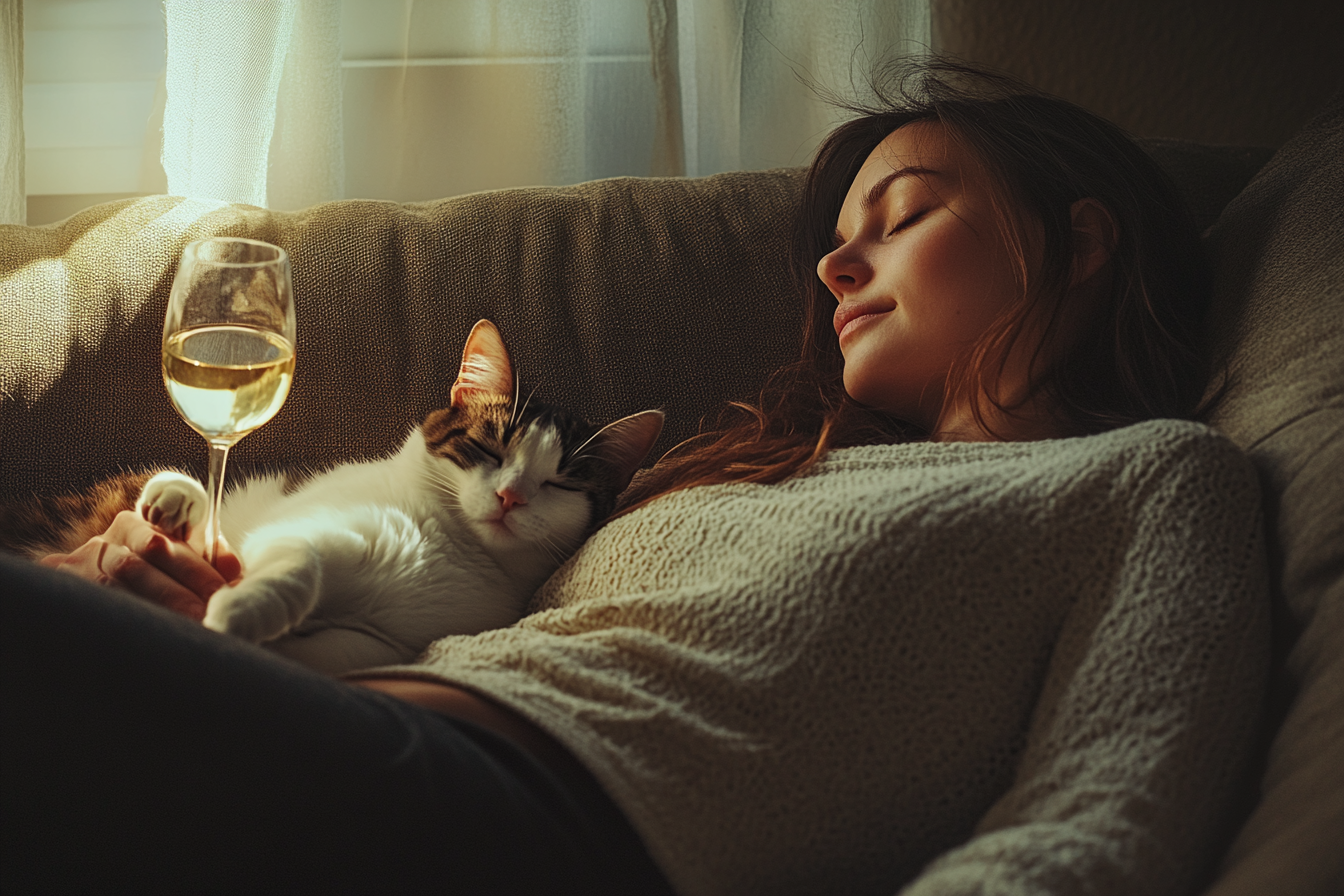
[162,237,296,563]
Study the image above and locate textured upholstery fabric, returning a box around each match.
[1201,93,1344,896]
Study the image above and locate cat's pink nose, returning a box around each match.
[497,486,527,512]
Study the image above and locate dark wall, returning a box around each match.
[932,0,1344,146]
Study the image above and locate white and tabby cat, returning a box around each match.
[9,320,663,675]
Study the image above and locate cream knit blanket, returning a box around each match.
[372,419,1269,896]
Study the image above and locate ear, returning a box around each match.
[589,410,665,492]
[450,320,514,407]
[1069,198,1118,288]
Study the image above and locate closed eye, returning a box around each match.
[545,481,582,492]
[468,439,502,465]
[887,209,928,236]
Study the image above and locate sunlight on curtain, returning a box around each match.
[164,0,343,209]
[341,0,657,203]
[16,0,931,221]
[1,1,23,225]
[268,0,342,210]
[162,0,296,206]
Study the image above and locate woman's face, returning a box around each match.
[817,122,1029,429]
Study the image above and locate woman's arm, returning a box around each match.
[38,510,241,621]
[900,437,1271,896]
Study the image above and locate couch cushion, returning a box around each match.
[1200,93,1344,895]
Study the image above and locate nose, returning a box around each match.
[497,485,527,512]
[816,244,869,299]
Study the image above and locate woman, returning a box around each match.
[1,62,1265,895]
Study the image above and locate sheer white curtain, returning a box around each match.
[2,0,24,225]
[7,0,929,221]
[654,0,930,176]
[338,0,929,195]
[162,0,341,209]
[339,0,662,203]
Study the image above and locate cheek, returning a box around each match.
[510,489,592,544]
[444,465,496,515]
[910,222,1014,337]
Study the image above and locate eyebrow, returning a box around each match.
[861,165,941,216]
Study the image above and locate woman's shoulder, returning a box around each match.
[822,417,1247,472]
[1083,418,1261,510]
[818,418,1260,517]
[1086,417,1240,452]
[1072,418,1257,489]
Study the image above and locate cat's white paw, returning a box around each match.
[203,541,321,645]
[203,580,281,644]
[136,471,209,540]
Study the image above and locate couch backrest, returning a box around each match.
[1,170,807,498]
[1199,93,1344,896]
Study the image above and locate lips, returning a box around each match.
[833,300,895,340]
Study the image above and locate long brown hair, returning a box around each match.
[618,59,1210,514]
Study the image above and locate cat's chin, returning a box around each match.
[474,516,524,546]
[473,517,575,560]
[483,518,515,539]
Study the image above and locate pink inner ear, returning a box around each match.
[450,321,514,406]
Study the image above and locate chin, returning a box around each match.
[476,518,517,544]
[843,375,939,428]
[844,381,901,416]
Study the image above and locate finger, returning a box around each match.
[42,538,113,582]
[43,537,209,622]
[106,509,165,546]
[104,510,228,600]
[213,532,243,583]
[37,552,69,569]
[100,541,208,621]
[136,530,229,602]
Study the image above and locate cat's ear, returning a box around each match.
[450,320,514,407]
[590,410,665,492]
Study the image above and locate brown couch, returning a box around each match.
[1,92,1339,894]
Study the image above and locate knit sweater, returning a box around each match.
[366,419,1270,896]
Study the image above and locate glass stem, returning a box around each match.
[204,440,232,565]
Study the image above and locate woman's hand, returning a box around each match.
[38,510,242,621]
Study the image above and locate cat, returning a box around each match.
[5,320,663,675]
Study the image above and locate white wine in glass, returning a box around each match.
[163,238,296,563]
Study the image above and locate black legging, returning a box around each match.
[0,552,673,896]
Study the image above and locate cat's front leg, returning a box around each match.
[204,535,321,645]
[135,471,209,543]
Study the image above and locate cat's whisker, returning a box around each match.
[422,467,463,500]
[509,368,522,431]
[515,380,542,433]
[435,480,462,499]
[570,415,632,463]
[539,533,571,566]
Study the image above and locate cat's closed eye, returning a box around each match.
[468,439,503,465]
